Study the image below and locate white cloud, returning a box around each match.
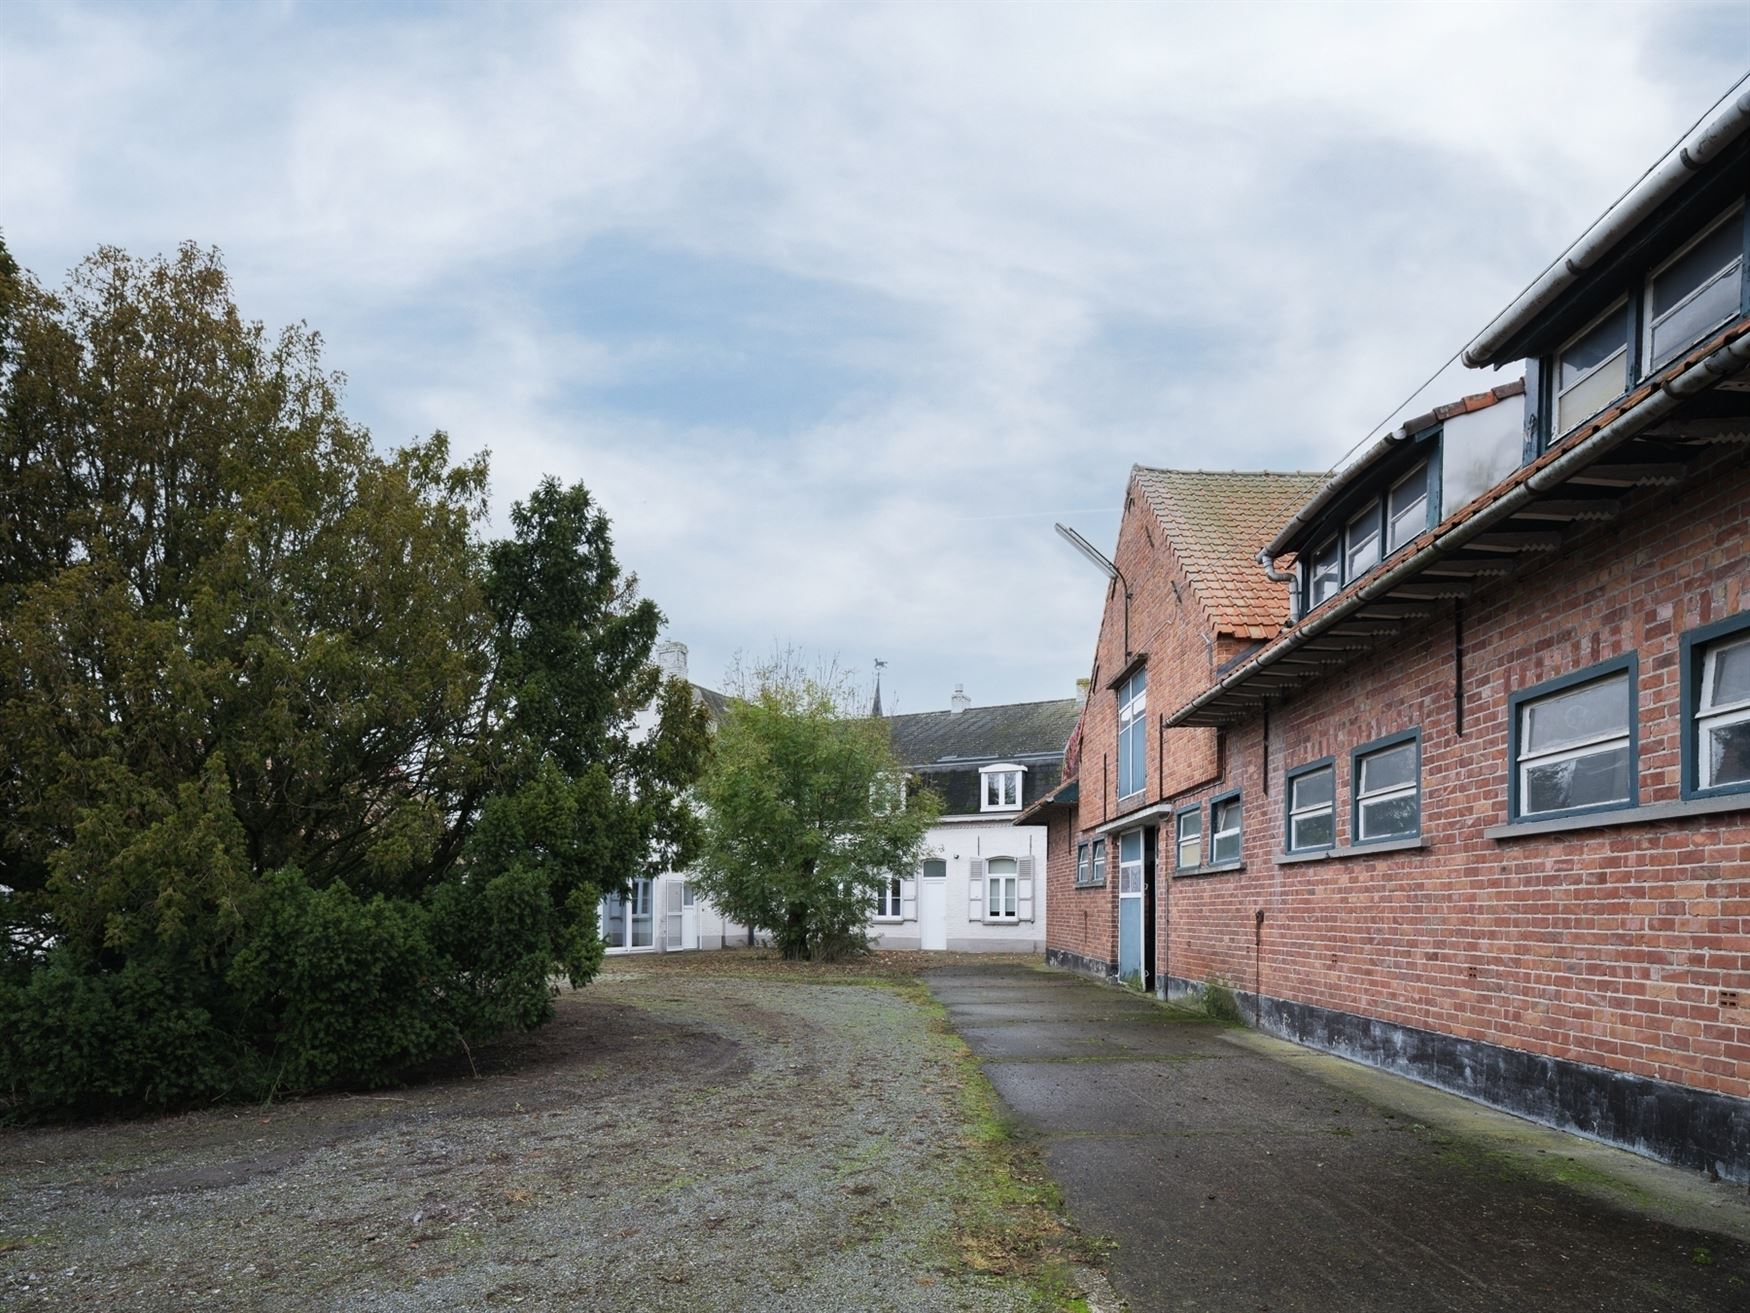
[3,0,1743,705]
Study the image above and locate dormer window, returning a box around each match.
[1344,502,1381,579]
[980,764,1024,810]
[1645,204,1744,372]
[1386,462,1429,554]
[1553,300,1628,438]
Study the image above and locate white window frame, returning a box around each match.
[1286,764,1335,853]
[985,857,1020,922]
[1514,669,1634,820]
[1175,807,1201,871]
[1209,795,1241,865]
[1644,203,1744,372]
[979,763,1024,811]
[1553,298,1629,438]
[1385,462,1429,554]
[1090,837,1106,885]
[1075,842,1091,886]
[1697,632,1750,791]
[873,875,904,920]
[1116,670,1147,800]
[1117,829,1144,896]
[1353,737,1420,843]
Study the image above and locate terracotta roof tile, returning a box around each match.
[1131,468,1327,639]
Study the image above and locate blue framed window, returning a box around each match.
[1174,804,1202,871]
[1351,730,1421,843]
[1680,611,1750,800]
[1116,668,1147,800]
[1643,203,1744,373]
[1385,462,1430,555]
[1209,791,1242,865]
[1284,759,1336,852]
[1507,656,1639,822]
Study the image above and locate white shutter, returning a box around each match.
[1017,856,1035,922]
[968,858,986,920]
[901,877,917,921]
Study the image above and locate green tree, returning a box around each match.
[690,654,938,961]
[0,240,709,1114]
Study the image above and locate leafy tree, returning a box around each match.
[690,653,938,961]
[0,240,709,1114]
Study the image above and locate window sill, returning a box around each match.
[1172,860,1245,879]
[1073,880,1108,890]
[1485,792,1750,840]
[1277,837,1426,864]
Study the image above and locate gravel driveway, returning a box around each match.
[1,953,1093,1312]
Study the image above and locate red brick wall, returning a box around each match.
[1044,806,1116,969]
[1048,473,1291,972]
[1161,451,1750,1100]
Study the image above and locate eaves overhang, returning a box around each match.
[1166,318,1750,729]
[1013,778,1078,826]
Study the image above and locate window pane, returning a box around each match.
[1523,744,1631,814]
[1212,831,1240,864]
[1291,767,1334,811]
[1651,217,1741,320]
[1522,674,1629,755]
[987,857,1017,875]
[1291,810,1334,849]
[1650,265,1740,368]
[1387,465,1428,551]
[1120,830,1142,862]
[1442,404,1524,514]
[1092,840,1104,871]
[922,859,946,880]
[1555,347,1626,434]
[1360,742,1416,794]
[1706,720,1750,788]
[1706,638,1750,708]
[1346,507,1381,578]
[1311,541,1341,605]
[1214,799,1239,832]
[1558,311,1627,390]
[1358,793,1418,840]
[1178,837,1199,869]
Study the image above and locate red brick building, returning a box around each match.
[1031,99,1750,1179]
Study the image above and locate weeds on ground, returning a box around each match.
[1200,979,1244,1025]
[898,982,1113,1311]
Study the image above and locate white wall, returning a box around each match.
[869,818,1047,953]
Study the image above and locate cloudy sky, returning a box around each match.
[4,2,1746,711]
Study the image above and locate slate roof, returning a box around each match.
[692,684,732,722]
[1130,468,1327,640]
[885,697,1081,768]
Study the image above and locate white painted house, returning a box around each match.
[869,688,1080,953]
[597,642,764,955]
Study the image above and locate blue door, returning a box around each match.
[1117,829,1144,983]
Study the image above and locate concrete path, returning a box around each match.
[929,964,1750,1313]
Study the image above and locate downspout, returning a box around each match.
[1176,332,1750,724]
